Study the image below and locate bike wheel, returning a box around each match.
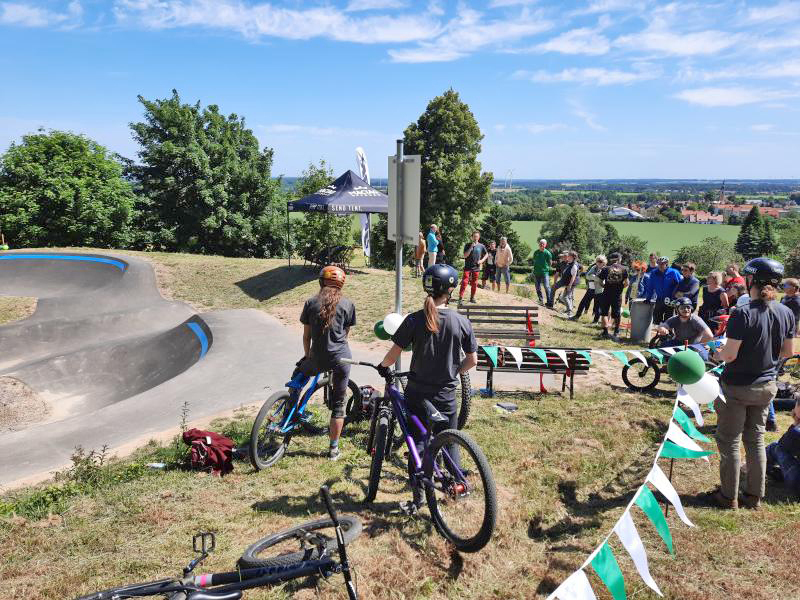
[237,515,362,569]
[343,379,364,424]
[456,372,472,430]
[424,429,497,553]
[249,391,292,470]
[621,358,661,391]
[364,408,390,503]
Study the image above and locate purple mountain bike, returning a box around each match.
[343,359,497,553]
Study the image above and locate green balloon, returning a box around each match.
[374,321,390,340]
[667,350,705,385]
[622,309,630,318]
[0,245,7,251]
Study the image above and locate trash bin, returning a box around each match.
[630,299,654,344]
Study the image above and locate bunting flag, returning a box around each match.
[592,349,612,360]
[647,464,694,527]
[531,348,549,366]
[577,350,593,364]
[634,486,674,554]
[648,349,664,364]
[552,348,569,367]
[666,422,709,458]
[677,388,704,426]
[506,346,524,369]
[611,351,630,366]
[482,345,498,367]
[614,511,663,597]
[661,441,714,460]
[672,407,711,443]
[628,350,648,365]
[549,570,597,600]
[660,347,678,356]
[589,543,626,600]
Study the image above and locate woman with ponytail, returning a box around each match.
[299,265,356,461]
[709,257,796,510]
[378,264,478,513]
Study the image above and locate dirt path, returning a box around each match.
[0,377,48,433]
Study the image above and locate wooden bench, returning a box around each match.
[457,304,540,345]
[476,346,592,399]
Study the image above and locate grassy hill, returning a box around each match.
[1,251,797,600]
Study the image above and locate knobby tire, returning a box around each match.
[365,409,390,503]
[249,391,292,470]
[621,358,661,391]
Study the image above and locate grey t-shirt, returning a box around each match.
[463,242,487,271]
[662,314,708,345]
[722,300,796,386]
[391,307,478,393]
[300,295,356,370]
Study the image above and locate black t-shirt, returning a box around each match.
[558,261,578,286]
[300,295,356,370]
[600,263,629,297]
[463,242,487,271]
[700,287,724,317]
[782,295,800,327]
[391,307,478,393]
[722,300,795,385]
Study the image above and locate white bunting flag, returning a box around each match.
[660,347,678,356]
[614,511,664,597]
[506,346,524,369]
[647,465,694,527]
[552,349,569,367]
[592,350,611,360]
[667,421,709,461]
[628,350,648,365]
[548,569,598,600]
[677,388,704,426]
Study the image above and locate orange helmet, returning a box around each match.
[319,265,346,289]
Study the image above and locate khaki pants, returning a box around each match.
[715,380,778,500]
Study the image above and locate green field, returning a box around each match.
[511,220,740,258]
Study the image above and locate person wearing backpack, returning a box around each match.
[597,253,629,341]
[547,250,579,316]
[299,265,356,461]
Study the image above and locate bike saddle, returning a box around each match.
[423,399,450,424]
[187,591,243,600]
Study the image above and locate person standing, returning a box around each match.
[481,240,497,291]
[458,231,488,304]
[723,263,745,294]
[426,225,439,270]
[414,232,426,276]
[532,239,553,305]
[571,255,605,322]
[435,231,446,265]
[709,257,796,510]
[494,236,514,294]
[625,260,647,304]
[698,271,729,328]
[646,252,659,274]
[642,256,682,324]
[674,262,700,308]
[781,278,800,333]
[548,251,579,316]
[597,253,629,341]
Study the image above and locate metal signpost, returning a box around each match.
[387,141,421,370]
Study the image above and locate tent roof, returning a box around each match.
[287,170,388,214]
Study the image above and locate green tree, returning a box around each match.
[759,218,780,256]
[130,90,284,257]
[537,205,611,259]
[292,160,352,262]
[559,208,590,259]
[478,204,531,263]
[0,130,134,248]
[734,205,764,260]
[608,234,648,264]
[675,236,741,276]
[786,245,800,277]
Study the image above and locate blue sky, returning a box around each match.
[1,1,798,179]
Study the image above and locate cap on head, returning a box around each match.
[319,265,346,289]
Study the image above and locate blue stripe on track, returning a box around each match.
[186,322,209,359]
[0,254,127,271]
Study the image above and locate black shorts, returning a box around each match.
[482,264,496,279]
[598,292,622,318]
[296,357,351,419]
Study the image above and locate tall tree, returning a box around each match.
[559,207,591,259]
[130,90,284,257]
[759,218,780,256]
[538,205,612,259]
[478,204,531,262]
[0,130,134,248]
[734,205,764,260]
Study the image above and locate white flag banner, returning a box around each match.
[506,346,524,369]
[614,511,664,597]
[355,147,371,258]
[360,213,371,258]
[628,350,648,364]
[592,350,611,360]
[647,465,694,527]
[355,147,370,183]
[677,388,704,426]
[547,569,598,600]
[660,347,678,356]
[667,421,707,460]
[552,349,569,367]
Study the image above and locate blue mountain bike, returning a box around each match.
[344,359,497,553]
[249,366,361,470]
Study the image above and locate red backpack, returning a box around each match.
[182,428,235,476]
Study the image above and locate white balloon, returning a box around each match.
[383,312,405,335]
[683,374,720,405]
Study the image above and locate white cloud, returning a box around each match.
[515,66,659,85]
[345,0,406,11]
[114,0,440,44]
[388,6,552,63]
[750,123,775,132]
[571,0,639,15]
[678,60,800,81]
[751,34,800,51]
[535,26,610,55]
[259,124,380,138]
[745,2,800,23]
[569,100,606,131]
[489,0,539,6]
[518,122,568,133]
[616,26,739,56]
[0,1,81,27]
[674,86,800,107]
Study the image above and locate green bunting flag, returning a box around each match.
[577,350,593,364]
[635,486,674,554]
[531,348,549,366]
[482,346,499,368]
[661,440,714,459]
[648,349,664,364]
[611,351,630,366]
[672,408,711,443]
[590,542,626,600]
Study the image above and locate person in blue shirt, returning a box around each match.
[642,256,683,323]
[673,262,700,308]
[766,399,800,498]
[426,225,439,270]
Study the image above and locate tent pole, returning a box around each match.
[286,205,291,266]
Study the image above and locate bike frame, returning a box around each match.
[279,371,322,434]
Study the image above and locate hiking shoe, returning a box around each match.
[709,489,738,510]
[766,419,777,432]
[328,446,342,461]
[740,493,761,510]
[610,334,620,343]
[469,297,477,303]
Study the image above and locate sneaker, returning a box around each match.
[328,446,341,461]
[610,334,620,343]
[740,492,761,510]
[709,489,738,510]
[469,297,477,303]
[600,330,609,339]
[766,419,777,432]
[568,315,580,321]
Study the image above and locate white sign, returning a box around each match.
[387,154,421,245]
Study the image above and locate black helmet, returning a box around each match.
[742,257,784,286]
[423,264,458,296]
[673,296,693,309]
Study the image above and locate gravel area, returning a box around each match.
[0,376,48,432]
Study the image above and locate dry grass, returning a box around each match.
[0,296,37,326]
[1,250,798,599]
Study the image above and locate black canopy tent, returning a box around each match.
[286,169,389,266]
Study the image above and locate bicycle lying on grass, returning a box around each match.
[75,486,360,600]
[344,358,497,553]
[249,365,362,470]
